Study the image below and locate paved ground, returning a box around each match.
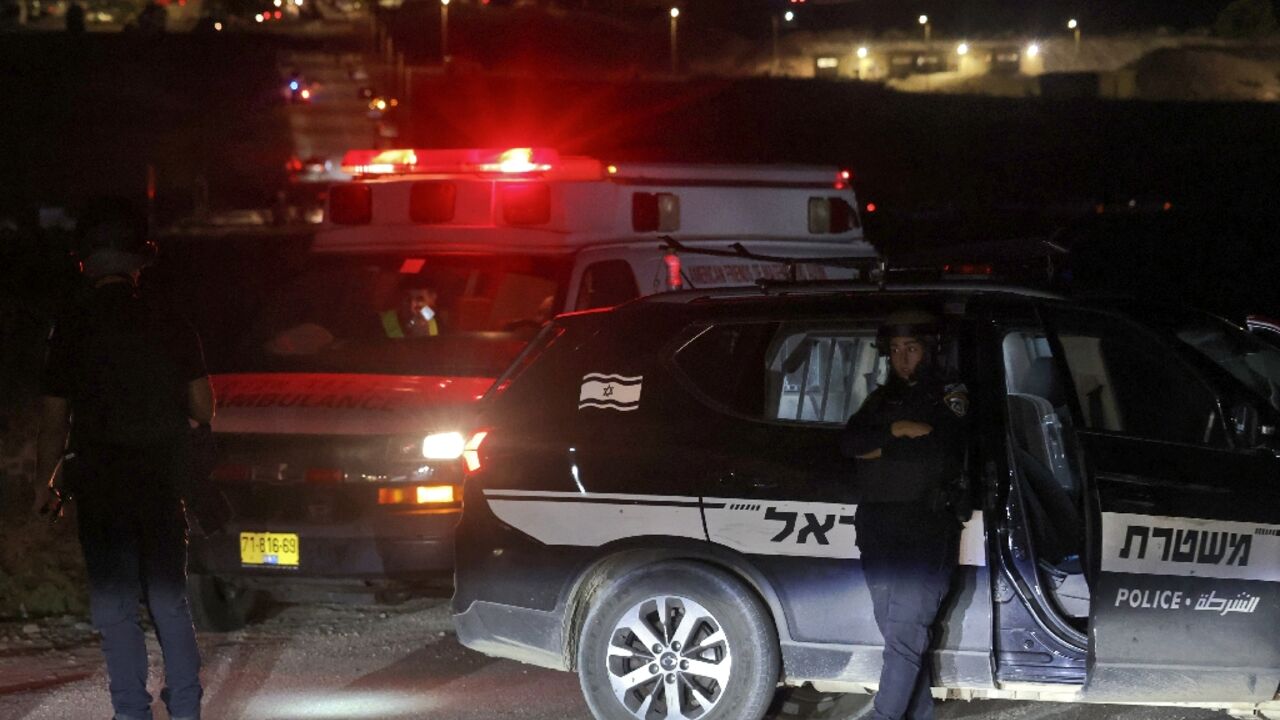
[281,49,386,166]
[0,597,1240,720]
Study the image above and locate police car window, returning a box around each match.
[1172,316,1280,413]
[769,328,883,424]
[1051,309,1224,446]
[672,323,779,418]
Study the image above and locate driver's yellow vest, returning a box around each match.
[381,309,437,338]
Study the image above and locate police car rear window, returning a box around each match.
[674,323,777,417]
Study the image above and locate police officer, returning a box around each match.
[841,309,968,720]
[33,198,210,720]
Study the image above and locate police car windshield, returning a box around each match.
[229,253,568,377]
[1171,314,1280,412]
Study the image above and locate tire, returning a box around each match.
[577,561,780,720]
[186,574,258,632]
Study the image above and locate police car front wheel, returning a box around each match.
[577,561,780,720]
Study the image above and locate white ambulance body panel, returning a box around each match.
[317,148,874,303]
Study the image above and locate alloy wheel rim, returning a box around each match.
[605,595,732,719]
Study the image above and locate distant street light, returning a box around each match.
[1026,42,1040,58]
[784,10,794,23]
[669,7,679,74]
[857,46,868,59]
[956,42,968,56]
[918,14,931,45]
[441,0,450,63]
[1068,18,1080,55]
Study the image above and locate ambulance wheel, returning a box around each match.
[577,561,780,720]
[187,574,258,632]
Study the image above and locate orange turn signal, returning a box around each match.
[378,485,456,505]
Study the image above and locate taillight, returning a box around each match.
[410,181,456,223]
[500,182,551,225]
[378,484,457,505]
[305,468,344,484]
[463,431,489,473]
[329,183,372,225]
[422,431,466,460]
[943,263,995,277]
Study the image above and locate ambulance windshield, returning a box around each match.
[231,253,569,376]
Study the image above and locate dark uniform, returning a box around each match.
[42,237,207,720]
[842,367,968,720]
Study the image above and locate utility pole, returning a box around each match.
[669,7,680,74]
[440,0,451,64]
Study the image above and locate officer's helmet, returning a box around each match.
[76,197,156,278]
[876,308,942,357]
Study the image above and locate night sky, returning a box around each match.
[705,0,1239,37]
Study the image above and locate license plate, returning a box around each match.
[239,532,300,568]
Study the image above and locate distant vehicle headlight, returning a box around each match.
[422,431,466,460]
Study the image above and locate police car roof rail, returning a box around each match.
[658,236,884,287]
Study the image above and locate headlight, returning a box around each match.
[422,431,466,460]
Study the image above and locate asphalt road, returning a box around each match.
[283,50,388,169]
[0,597,1237,720]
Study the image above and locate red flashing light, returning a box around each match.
[339,147,603,180]
[866,202,877,213]
[664,252,683,290]
[273,9,282,18]
[1163,201,1173,211]
[475,147,552,174]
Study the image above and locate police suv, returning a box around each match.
[186,147,872,629]
[452,282,1280,719]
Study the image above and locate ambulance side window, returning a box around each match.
[1050,308,1226,447]
[767,328,882,425]
[575,260,639,311]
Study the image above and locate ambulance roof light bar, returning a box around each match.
[340,147,605,180]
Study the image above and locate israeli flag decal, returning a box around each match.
[579,373,643,412]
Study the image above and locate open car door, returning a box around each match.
[1044,304,1280,704]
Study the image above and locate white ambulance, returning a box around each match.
[188,146,876,629]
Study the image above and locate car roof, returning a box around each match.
[638,281,1065,306]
